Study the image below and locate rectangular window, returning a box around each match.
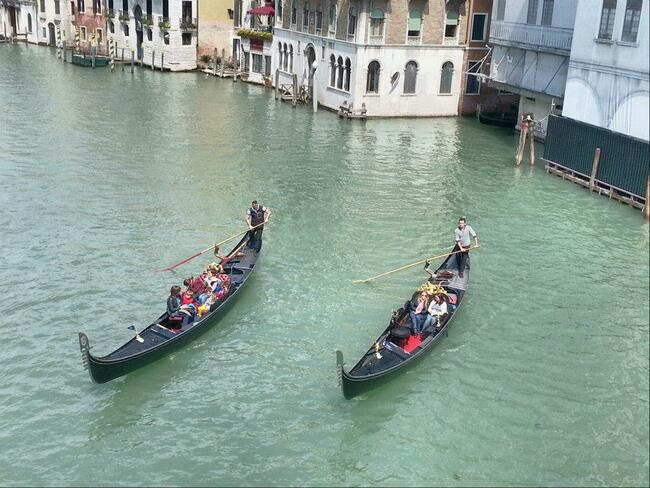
[621,0,641,42]
[264,55,272,76]
[243,52,250,72]
[163,0,169,18]
[291,3,297,25]
[41,0,45,12]
[465,61,481,94]
[234,0,240,26]
[123,23,129,36]
[527,0,538,24]
[96,28,103,42]
[541,0,553,25]
[496,0,506,21]
[122,0,127,12]
[182,32,192,45]
[315,10,322,31]
[303,8,309,28]
[80,26,87,40]
[43,27,47,37]
[598,0,617,40]
[232,38,240,60]
[227,8,233,19]
[182,1,192,20]
[147,28,152,41]
[54,0,60,14]
[252,53,263,73]
[471,13,487,41]
[71,1,75,14]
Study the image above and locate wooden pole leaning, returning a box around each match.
[589,147,602,192]
[352,246,479,284]
[644,175,650,221]
[515,121,526,166]
[528,120,536,165]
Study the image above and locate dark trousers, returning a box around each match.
[453,244,470,276]
[247,227,264,252]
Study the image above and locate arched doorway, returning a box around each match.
[304,44,316,97]
[133,5,143,60]
[47,23,56,46]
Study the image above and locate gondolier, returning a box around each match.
[453,216,479,278]
[245,200,271,252]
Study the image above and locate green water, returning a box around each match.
[0,44,648,487]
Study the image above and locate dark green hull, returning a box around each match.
[71,54,109,67]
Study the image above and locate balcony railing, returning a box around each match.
[158,16,170,29]
[106,8,115,18]
[407,35,421,45]
[118,10,130,22]
[368,34,383,45]
[490,20,573,53]
[179,17,197,30]
[443,36,457,45]
[142,13,153,27]
[347,33,355,42]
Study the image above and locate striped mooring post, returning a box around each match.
[74,28,80,52]
[109,37,115,71]
[56,28,62,59]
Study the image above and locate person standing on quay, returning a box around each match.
[454,216,479,278]
[246,200,271,252]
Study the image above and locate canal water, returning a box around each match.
[1,44,648,487]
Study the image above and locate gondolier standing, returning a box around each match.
[454,216,479,278]
[246,200,271,252]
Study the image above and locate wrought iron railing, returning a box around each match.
[158,16,171,29]
[179,17,197,30]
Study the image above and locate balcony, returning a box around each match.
[347,33,355,42]
[118,10,130,22]
[106,8,115,18]
[443,36,457,45]
[142,13,153,27]
[368,34,383,45]
[158,16,170,29]
[179,17,197,30]
[490,20,573,54]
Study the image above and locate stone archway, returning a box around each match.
[47,22,56,46]
[304,44,316,97]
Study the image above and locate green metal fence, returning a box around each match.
[544,115,649,198]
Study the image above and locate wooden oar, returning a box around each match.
[352,246,479,284]
[157,222,265,272]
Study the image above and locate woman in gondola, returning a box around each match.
[422,294,448,331]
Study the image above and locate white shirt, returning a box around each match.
[428,300,447,316]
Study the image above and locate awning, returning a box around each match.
[247,5,274,15]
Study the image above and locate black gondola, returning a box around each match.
[337,248,469,399]
[78,232,262,383]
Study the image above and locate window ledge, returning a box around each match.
[327,86,350,95]
[616,40,639,47]
[437,93,453,96]
[594,37,614,44]
[364,93,380,97]
[401,93,417,97]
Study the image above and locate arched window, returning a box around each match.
[407,10,421,39]
[440,61,454,93]
[278,42,283,69]
[344,58,351,91]
[403,60,417,94]
[369,8,384,40]
[283,43,288,71]
[289,44,294,72]
[27,13,32,33]
[366,60,380,93]
[347,5,356,40]
[291,0,297,25]
[445,9,458,38]
[337,55,344,89]
[329,2,337,34]
[330,54,336,86]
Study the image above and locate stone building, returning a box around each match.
[263,0,472,117]
[106,0,197,70]
[1,0,39,43]
[73,0,107,52]
[197,0,233,59]
[1,0,75,45]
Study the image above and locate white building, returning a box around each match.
[1,0,74,44]
[487,0,577,138]
[238,0,472,117]
[106,0,197,70]
[562,0,649,141]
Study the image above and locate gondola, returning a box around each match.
[337,248,469,399]
[78,232,262,383]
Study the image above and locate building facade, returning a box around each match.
[73,0,107,53]
[562,0,649,141]
[1,0,40,43]
[487,0,577,138]
[254,0,471,117]
[197,0,232,58]
[106,0,197,70]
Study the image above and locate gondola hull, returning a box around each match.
[338,249,469,399]
[79,233,261,383]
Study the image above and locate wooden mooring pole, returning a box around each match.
[160,51,164,71]
[292,74,298,107]
[274,68,279,100]
[131,49,134,73]
[589,148,602,191]
[221,48,225,77]
[213,47,218,76]
[528,124,535,165]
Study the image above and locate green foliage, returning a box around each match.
[199,54,212,64]
[236,29,273,42]
[159,20,171,29]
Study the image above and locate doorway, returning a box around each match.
[304,44,316,97]
[134,4,143,59]
[48,23,56,45]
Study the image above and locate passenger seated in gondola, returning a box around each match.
[184,275,210,305]
[206,263,230,299]
[167,285,194,327]
[422,294,448,332]
[408,292,429,335]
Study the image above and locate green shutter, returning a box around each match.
[370,8,384,19]
[408,10,421,30]
[446,10,458,25]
